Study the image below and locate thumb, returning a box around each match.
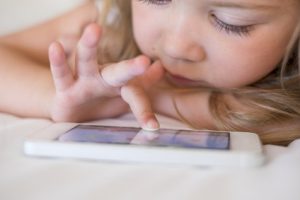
[139,60,165,88]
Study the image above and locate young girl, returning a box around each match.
[0,0,299,145]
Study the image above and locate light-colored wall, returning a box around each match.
[0,0,85,35]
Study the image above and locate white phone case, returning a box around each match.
[23,123,265,168]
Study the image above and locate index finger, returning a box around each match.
[121,84,160,131]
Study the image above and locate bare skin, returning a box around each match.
[0,0,299,143]
[0,1,164,130]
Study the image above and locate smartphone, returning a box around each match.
[23,123,264,168]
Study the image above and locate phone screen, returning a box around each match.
[57,125,230,150]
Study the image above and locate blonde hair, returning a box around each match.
[97,0,139,64]
[97,0,300,145]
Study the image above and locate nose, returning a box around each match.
[162,16,206,63]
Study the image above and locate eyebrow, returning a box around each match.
[210,1,277,10]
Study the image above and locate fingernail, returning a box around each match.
[134,56,151,67]
[142,119,160,131]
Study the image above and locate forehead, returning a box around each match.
[199,0,298,8]
[183,0,300,14]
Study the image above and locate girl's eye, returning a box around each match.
[138,0,171,6]
[211,14,254,36]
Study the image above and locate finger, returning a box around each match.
[58,34,80,69]
[121,84,160,131]
[49,42,74,91]
[139,60,165,88]
[76,23,101,77]
[58,34,80,58]
[101,55,151,87]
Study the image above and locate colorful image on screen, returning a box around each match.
[57,125,230,150]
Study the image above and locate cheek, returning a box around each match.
[210,18,296,88]
[131,3,161,57]
[208,35,287,88]
[132,23,153,55]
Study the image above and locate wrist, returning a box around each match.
[34,69,56,120]
[44,78,56,121]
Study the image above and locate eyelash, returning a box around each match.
[138,0,254,36]
[210,14,253,36]
[138,0,171,6]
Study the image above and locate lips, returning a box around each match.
[166,73,210,88]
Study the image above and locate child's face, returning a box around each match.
[131,0,299,88]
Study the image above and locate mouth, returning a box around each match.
[166,73,210,88]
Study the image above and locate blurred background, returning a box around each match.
[0,0,85,35]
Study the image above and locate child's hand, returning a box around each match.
[120,59,165,130]
[48,23,164,130]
